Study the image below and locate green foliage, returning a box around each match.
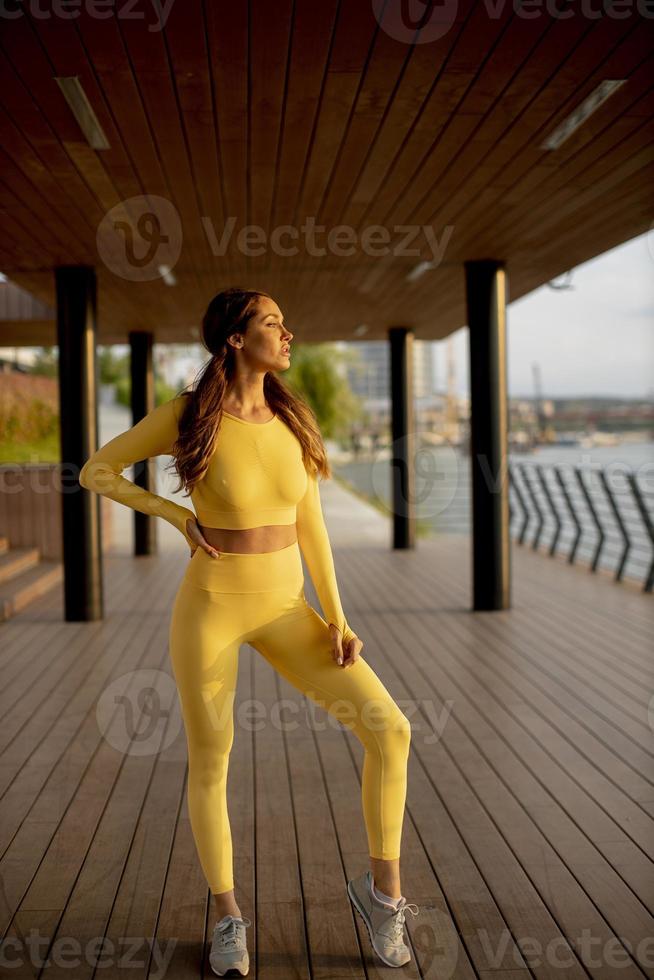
[98,346,128,384]
[0,366,60,461]
[115,374,177,408]
[115,376,129,407]
[283,343,364,440]
[156,378,178,405]
[2,344,178,462]
[1,397,58,443]
[0,432,60,463]
[30,346,58,378]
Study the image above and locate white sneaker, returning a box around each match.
[209,914,252,977]
[347,870,419,967]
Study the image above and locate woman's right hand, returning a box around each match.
[186,518,222,560]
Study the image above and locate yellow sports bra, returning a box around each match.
[79,394,355,644]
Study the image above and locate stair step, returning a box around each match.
[0,562,63,622]
[0,547,41,584]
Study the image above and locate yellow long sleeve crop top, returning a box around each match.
[78,394,356,645]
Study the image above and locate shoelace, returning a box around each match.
[387,902,420,947]
[214,916,252,950]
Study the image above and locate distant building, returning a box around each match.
[342,340,435,400]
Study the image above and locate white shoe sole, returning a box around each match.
[347,879,410,968]
[209,959,249,978]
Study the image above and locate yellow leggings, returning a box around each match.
[168,541,411,894]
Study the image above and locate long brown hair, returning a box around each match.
[169,286,331,498]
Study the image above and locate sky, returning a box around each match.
[432,230,654,401]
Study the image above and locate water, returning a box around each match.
[335,440,654,589]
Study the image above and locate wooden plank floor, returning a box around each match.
[0,533,652,979]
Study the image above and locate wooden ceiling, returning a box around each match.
[0,1,652,346]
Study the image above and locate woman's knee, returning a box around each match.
[188,741,232,789]
[187,715,235,782]
[386,709,412,756]
[359,700,411,757]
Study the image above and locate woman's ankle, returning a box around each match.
[214,905,242,921]
[370,857,402,899]
[212,890,241,921]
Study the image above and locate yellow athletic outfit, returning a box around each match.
[79,395,411,892]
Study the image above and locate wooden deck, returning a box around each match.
[0,530,652,979]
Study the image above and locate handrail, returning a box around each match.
[508,463,653,592]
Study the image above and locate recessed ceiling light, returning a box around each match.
[157,264,177,286]
[54,76,110,150]
[405,260,435,283]
[541,79,627,151]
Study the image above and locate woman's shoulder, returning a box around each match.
[169,391,192,423]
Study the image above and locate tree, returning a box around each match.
[98,346,128,385]
[283,343,364,440]
[30,346,58,378]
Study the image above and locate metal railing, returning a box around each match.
[508,462,654,592]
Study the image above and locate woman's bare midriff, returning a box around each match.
[200,523,298,554]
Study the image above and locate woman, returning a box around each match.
[79,287,417,976]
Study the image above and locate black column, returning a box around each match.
[55,265,104,621]
[464,259,511,610]
[129,331,157,555]
[389,326,415,549]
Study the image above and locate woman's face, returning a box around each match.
[231,295,293,371]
